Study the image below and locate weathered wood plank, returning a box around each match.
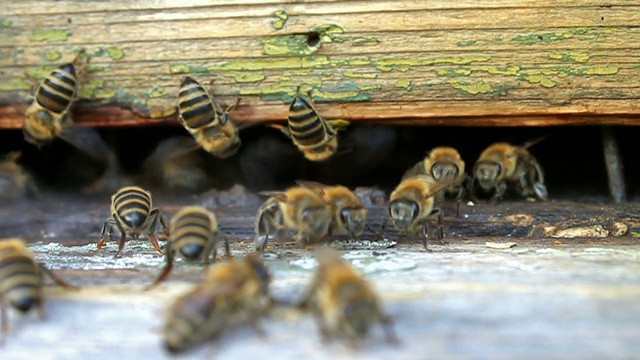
[1,1,639,128]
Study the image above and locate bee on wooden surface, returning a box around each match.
[177,76,241,158]
[163,254,273,354]
[0,151,39,203]
[273,87,349,162]
[296,180,369,239]
[255,186,331,251]
[147,206,231,289]
[94,186,169,258]
[298,247,397,348]
[0,238,76,342]
[403,147,468,217]
[386,175,450,251]
[470,140,548,204]
[23,50,114,164]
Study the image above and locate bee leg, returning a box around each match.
[294,232,307,249]
[93,218,116,253]
[533,183,548,202]
[112,219,128,259]
[489,182,507,205]
[455,176,469,218]
[431,208,446,245]
[0,301,7,342]
[145,242,174,290]
[528,159,549,201]
[420,224,432,252]
[468,175,481,204]
[38,263,78,289]
[145,209,165,255]
[378,312,400,345]
[248,314,268,339]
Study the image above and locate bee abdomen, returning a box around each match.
[113,188,152,229]
[35,64,77,114]
[172,211,213,260]
[178,79,216,129]
[0,254,39,312]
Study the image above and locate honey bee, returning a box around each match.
[255,186,331,251]
[177,76,241,158]
[23,50,114,163]
[386,175,450,251]
[147,206,232,288]
[0,238,76,342]
[470,140,548,203]
[0,151,39,203]
[403,147,468,217]
[296,180,369,239]
[94,186,170,258]
[298,247,397,348]
[273,87,349,162]
[163,254,273,354]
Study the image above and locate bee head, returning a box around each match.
[388,200,419,232]
[301,206,331,238]
[340,207,367,238]
[474,160,502,190]
[431,162,459,182]
[343,300,375,337]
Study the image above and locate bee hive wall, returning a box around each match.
[1,0,640,128]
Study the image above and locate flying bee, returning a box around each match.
[23,50,114,164]
[403,147,468,217]
[255,186,331,251]
[272,87,349,162]
[0,151,39,203]
[470,139,548,204]
[94,186,170,258]
[177,76,241,158]
[296,180,369,239]
[163,254,273,354]
[298,247,397,348]
[146,206,232,289]
[0,238,76,342]
[385,175,451,251]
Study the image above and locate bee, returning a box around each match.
[0,238,76,342]
[403,147,468,217]
[177,76,241,158]
[386,175,450,251]
[298,247,397,348]
[23,50,114,163]
[273,87,349,162]
[255,186,331,251]
[163,254,273,354]
[470,140,548,204]
[0,151,39,203]
[296,181,369,239]
[147,206,232,288]
[94,186,170,258]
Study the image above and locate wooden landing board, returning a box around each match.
[1,1,640,128]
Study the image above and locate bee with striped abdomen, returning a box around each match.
[298,248,397,348]
[94,186,169,258]
[386,175,451,251]
[0,238,76,342]
[177,76,241,158]
[470,139,548,204]
[403,147,468,217]
[23,50,114,164]
[255,186,331,251]
[296,180,369,239]
[273,87,349,162]
[147,206,232,289]
[163,254,273,354]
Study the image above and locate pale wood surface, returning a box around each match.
[1,1,640,128]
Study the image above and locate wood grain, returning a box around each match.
[1,1,640,128]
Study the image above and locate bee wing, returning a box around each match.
[520,135,550,150]
[295,180,328,191]
[424,180,456,199]
[326,119,350,132]
[402,160,426,181]
[258,190,288,202]
[58,124,115,164]
[145,136,200,163]
[268,124,292,139]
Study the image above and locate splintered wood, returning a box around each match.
[1,1,640,128]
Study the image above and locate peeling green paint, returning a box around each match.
[545,65,620,77]
[336,58,372,67]
[357,84,382,91]
[79,79,105,99]
[87,66,105,73]
[94,89,117,99]
[511,31,573,45]
[223,71,265,83]
[448,80,496,95]
[434,56,492,65]
[374,56,491,72]
[492,37,503,42]
[395,79,412,92]
[312,89,363,102]
[312,24,345,44]
[581,66,619,75]
[28,29,70,43]
[0,77,30,91]
[208,56,331,72]
[456,40,477,47]
[106,46,125,60]
[352,37,380,46]
[435,68,473,77]
[261,35,316,56]
[271,10,288,30]
[343,71,377,79]
[435,65,521,78]
[0,19,11,28]
[27,66,56,79]
[549,51,590,63]
[519,73,557,88]
[169,64,208,74]
[145,87,166,98]
[44,51,61,62]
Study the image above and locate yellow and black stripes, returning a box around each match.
[35,64,77,114]
[0,241,39,313]
[178,77,219,129]
[287,96,333,148]
[170,207,214,260]
[112,186,152,230]
[164,293,217,353]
